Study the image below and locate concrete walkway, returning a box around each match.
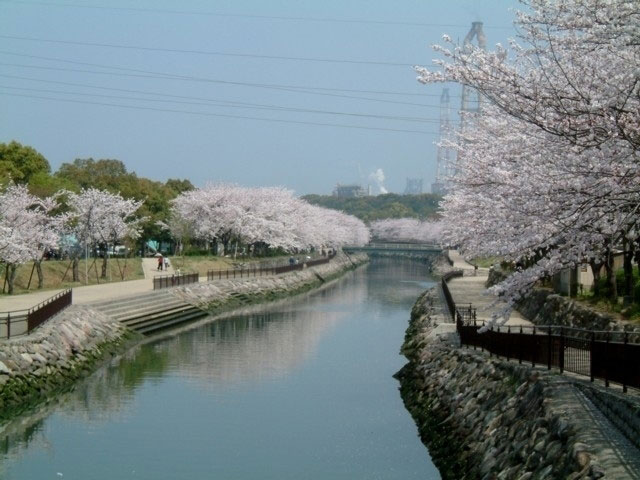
[141,257,176,278]
[446,250,531,327]
[0,278,153,311]
[1,258,193,313]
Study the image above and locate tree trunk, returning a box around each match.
[101,251,108,279]
[72,257,79,282]
[623,238,634,297]
[589,259,603,297]
[36,260,44,289]
[635,239,640,278]
[7,264,17,295]
[604,249,617,302]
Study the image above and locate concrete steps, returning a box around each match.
[91,290,207,335]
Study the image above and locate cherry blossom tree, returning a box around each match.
[370,218,444,244]
[415,0,640,323]
[66,188,143,280]
[0,184,61,294]
[168,184,369,255]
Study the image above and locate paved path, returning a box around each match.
[1,259,193,313]
[446,250,531,327]
[549,380,640,479]
[0,278,154,311]
[141,257,176,278]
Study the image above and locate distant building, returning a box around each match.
[404,178,423,195]
[333,183,368,198]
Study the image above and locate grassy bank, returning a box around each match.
[0,258,144,295]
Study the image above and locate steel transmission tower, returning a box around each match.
[431,88,453,195]
[460,21,486,117]
[432,22,487,196]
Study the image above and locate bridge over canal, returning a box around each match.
[343,243,442,254]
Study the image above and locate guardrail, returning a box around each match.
[456,314,640,393]
[153,273,199,290]
[0,289,72,339]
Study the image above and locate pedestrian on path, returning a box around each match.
[157,255,163,271]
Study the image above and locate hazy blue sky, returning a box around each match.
[0,0,520,194]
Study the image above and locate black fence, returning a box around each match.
[207,266,277,280]
[441,270,464,319]
[207,254,335,281]
[153,272,199,290]
[0,288,72,339]
[440,269,639,393]
[457,318,640,393]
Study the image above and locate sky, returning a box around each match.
[0,0,521,195]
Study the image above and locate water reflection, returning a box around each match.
[0,258,440,480]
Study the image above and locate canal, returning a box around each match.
[0,258,440,479]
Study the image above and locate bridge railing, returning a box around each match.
[344,243,442,251]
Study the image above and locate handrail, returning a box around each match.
[440,269,464,320]
[153,272,199,290]
[206,253,335,281]
[0,288,73,339]
[453,299,639,393]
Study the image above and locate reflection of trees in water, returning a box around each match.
[151,276,368,388]
[0,410,50,476]
[0,268,375,465]
[366,258,434,306]
[0,346,171,468]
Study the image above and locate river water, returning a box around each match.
[0,258,440,480]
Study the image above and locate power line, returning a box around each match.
[0,74,461,123]
[0,60,445,109]
[0,50,454,98]
[0,91,442,135]
[0,0,513,29]
[0,84,448,124]
[0,34,411,67]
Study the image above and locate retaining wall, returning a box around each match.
[397,288,609,480]
[172,252,368,313]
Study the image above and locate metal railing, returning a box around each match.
[440,269,464,319]
[206,254,334,281]
[440,268,639,392]
[153,272,199,290]
[456,316,640,393]
[0,289,72,339]
[207,265,277,280]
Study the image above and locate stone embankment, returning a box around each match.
[0,252,367,417]
[173,252,367,313]
[487,267,640,333]
[0,306,138,417]
[397,285,640,479]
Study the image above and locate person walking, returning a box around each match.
[157,255,163,271]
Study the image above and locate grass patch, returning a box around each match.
[470,256,503,268]
[0,258,144,295]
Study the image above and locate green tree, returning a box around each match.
[0,141,50,184]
